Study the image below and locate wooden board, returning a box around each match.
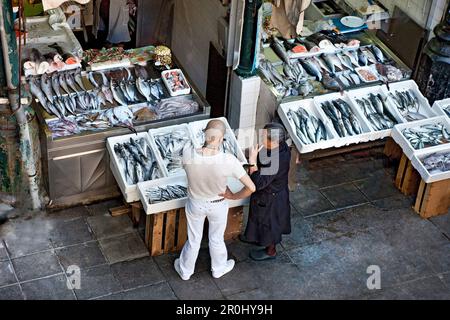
[414,179,450,219]
[383,137,403,161]
[394,153,420,196]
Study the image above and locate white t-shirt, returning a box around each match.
[182,146,247,201]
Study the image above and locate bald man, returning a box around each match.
[174,120,256,280]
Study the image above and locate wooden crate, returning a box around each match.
[383,137,403,162]
[414,179,450,219]
[394,154,421,196]
[144,206,244,257]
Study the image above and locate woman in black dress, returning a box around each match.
[244,123,291,260]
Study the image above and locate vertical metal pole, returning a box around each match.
[0,0,42,210]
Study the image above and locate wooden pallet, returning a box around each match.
[394,154,421,196]
[144,206,244,257]
[414,179,450,219]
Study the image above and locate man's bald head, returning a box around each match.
[204,119,226,145]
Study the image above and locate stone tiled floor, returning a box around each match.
[0,148,449,300]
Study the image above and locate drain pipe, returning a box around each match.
[0,1,41,210]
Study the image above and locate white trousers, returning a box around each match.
[179,198,229,278]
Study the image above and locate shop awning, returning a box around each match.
[42,0,91,11]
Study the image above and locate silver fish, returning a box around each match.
[65,72,79,93]
[111,82,128,106]
[271,37,291,65]
[102,85,114,104]
[59,73,71,94]
[29,77,49,112]
[40,73,54,104]
[371,45,384,63]
[136,77,152,102]
[88,72,100,88]
[74,70,87,91]
[51,73,62,97]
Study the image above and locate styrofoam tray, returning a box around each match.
[432,98,450,119]
[188,117,247,163]
[313,92,377,147]
[278,98,340,154]
[148,124,195,177]
[106,132,166,203]
[411,147,450,183]
[137,175,249,215]
[382,80,436,122]
[391,116,450,160]
[161,69,191,97]
[347,85,405,139]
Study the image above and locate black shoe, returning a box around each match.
[239,234,257,244]
[249,249,276,261]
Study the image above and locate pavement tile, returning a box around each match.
[169,271,224,300]
[280,216,316,249]
[154,248,212,277]
[86,214,134,240]
[73,264,122,300]
[12,250,62,282]
[411,242,450,275]
[49,217,94,248]
[0,284,24,300]
[289,185,335,217]
[98,231,148,264]
[1,217,54,258]
[111,256,165,290]
[86,198,123,216]
[0,260,17,287]
[370,195,415,211]
[226,288,272,300]
[100,282,177,300]
[320,183,368,208]
[22,274,76,300]
[354,173,400,201]
[56,241,106,270]
[430,214,450,238]
[439,272,450,289]
[362,287,414,300]
[398,276,450,300]
[46,206,89,220]
[213,261,261,297]
[227,240,264,262]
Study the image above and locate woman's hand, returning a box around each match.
[219,187,235,200]
[249,144,263,165]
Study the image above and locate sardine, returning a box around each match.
[51,73,62,97]
[59,72,71,94]
[74,70,87,91]
[40,73,54,104]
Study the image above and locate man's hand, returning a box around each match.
[249,144,263,165]
[219,187,235,200]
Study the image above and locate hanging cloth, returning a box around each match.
[42,0,91,11]
[270,0,311,39]
[106,0,131,44]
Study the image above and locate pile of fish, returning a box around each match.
[402,123,450,149]
[388,90,428,122]
[154,97,200,119]
[287,108,328,145]
[320,99,363,137]
[145,185,188,204]
[114,137,162,185]
[195,128,239,158]
[421,152,450,174]
[354,93,398,131]
[154,129,192,174]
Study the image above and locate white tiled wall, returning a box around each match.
[228,73,261,149]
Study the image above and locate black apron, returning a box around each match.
[244,142,291,247]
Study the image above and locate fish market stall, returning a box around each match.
[23,15,211,207]
[106,117,248,256]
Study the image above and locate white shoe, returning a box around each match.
[212,259,235,279]
[174,258,190,281]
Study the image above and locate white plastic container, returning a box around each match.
[188,117,247,163]
[346,85,404,139]
[313,92,376,147]
[161,69,191,97]
[411,147,450,183]
[278,98,340,154]
[391,116,450,160]
[382,80,436,122]
[148,124,195,177]
[106,132,166,203]
[137,175,249,215]
[138,175,188,215]
[432,98,450,119]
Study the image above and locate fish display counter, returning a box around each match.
[259,30,412,102]
[28,45,211,208]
